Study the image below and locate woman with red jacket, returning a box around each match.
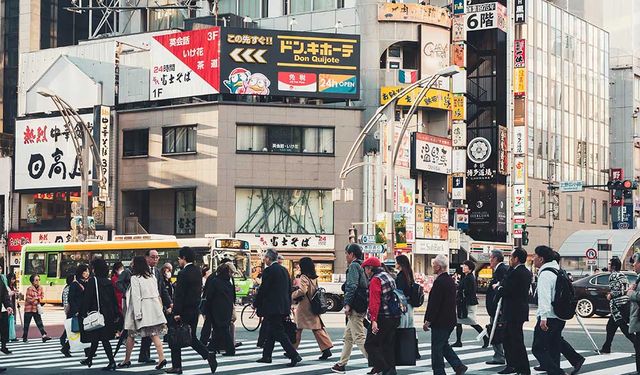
[110,262,125,316]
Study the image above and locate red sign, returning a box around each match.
[7,232,32,252]
[514,39,526,68]
[277,72,317,93]
[611,168,624,207]
[585,248,597,260]
[513,216,526,224]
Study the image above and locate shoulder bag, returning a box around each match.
[83,278,105,332]
[167,322,192,348]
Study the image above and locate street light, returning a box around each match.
[36,87,106,242]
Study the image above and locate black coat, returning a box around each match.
[205,275,235,326]
[497,264,532,323]
[254,263,291,317]
[457,273,479,306]
[0,278,11,312]
[162,278,174,307]
[173,263,202,319]
[486,263,508,317]
[68,280,86,317]
[152,267,172,309]
[80,277,118,343]
[425,272,457,329]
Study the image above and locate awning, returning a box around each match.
[557,229,640,261]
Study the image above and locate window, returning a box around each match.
[237,125,334,154]
[25,253,46,275]
[175,189,196,235]
[579,197,585,222]
[47,253,58,278]
[591,198,597,224]
[289,0,311,14]
[313,0,335,11]
[122,129,148,157]
[19,191,99,231]
[163,125,197,154]
[602,200,608,225]
[527,188,532,217]
[539,191,546,218]
[566,195,572,221]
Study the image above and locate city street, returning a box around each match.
[5,297,637,374]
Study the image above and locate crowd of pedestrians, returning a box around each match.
[1,243,640,375]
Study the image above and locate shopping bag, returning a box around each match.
[394,327,417,366]
[64,318,90,352]
[8,314,15,341]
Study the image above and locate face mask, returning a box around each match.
[165,272,172,279]
[117,269,123,275]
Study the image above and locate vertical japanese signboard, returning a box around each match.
[515,0,526,24]
[513,39,526,97]
[15,115,94,190]
[150,28,221,100]
[95,106,110,201]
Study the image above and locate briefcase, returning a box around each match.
[394,327,417,366]
[167,323,192,348]
[283,316,297,344]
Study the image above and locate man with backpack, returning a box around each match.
[332,244,369,374]
[532,245,570,375]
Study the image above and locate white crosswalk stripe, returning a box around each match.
[0,339,635,374]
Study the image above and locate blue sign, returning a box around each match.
[453,0,465,14]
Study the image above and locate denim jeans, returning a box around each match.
[532,317,566,375]
[430,327,463,375]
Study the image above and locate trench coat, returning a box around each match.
[124,275,166,332]
[292,275,323,330]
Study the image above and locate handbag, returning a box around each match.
[83,278,105,332]
[167,323,192,348]
[283,316,297,344]
[36,304,44,315]
[8,314,15,341]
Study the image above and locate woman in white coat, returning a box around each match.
[118,256,168,370]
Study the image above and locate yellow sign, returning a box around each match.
[452,94,465,120]
[513,67,526,96]
[378,3,451,28]
[380,86,452,110]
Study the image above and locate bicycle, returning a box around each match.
[241,292,262,332]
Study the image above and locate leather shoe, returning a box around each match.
[454,365,468,375]
[486,360,506,365]
[534,366,545,371]
[0,368,6,373]
[165,368,183,374]
[207,352,217,373]
[497,367,517,374]
[571,356,585,375]
[287,354,302,367]
[138,359,157,364]
[256,357,272,363]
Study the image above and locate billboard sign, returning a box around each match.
[380,86,452,110]
[219,28,360,100]
[466,2,508,33]
[15,115,94,190]
[515,0,526,24]
[150,28,221,100]
[420,24,451,77]
[378,3,451,27]
[412,133,452,174]
[95,106,110,201]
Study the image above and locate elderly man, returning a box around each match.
[486,250,508,366]
[424,254,467,375]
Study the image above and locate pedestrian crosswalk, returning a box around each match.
[0,339,636,374]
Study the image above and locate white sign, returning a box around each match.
[360,235,375,244]
[414,239,449,255]
[587,259,597,266]
[32,230,109,244]
[452,68,467,94]
[453,149,467,173]
[236,233,335,250]
[466,2,508,33]
[452,15,466,42]
[513,185,526,214]
[362,244,385,254]
[513,126,526,155]
[452,122,467,147]
[514,156,526,185]
[452,176,466,200]
[449,230,461,249]
[15,115,94,190]
[97,106,110,201]
[420,24,451,77]
[560,181,584,193]
[413,133,452,174]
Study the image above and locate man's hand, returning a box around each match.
[344,305,351,316]
[606,293,612,301]
[371,321,379,334]
[423,321,430,332]
[174,315,181,322]
[492,283,500,289]
[540,319,548,332]
[6,307,12,315]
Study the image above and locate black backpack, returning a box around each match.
[541,267,577,320]
[308,280,329,315]
[409,282,425,308]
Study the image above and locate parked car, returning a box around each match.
[318,282,344,312]
[572,271,638,318]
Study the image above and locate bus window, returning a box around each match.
[47,253,59,278]
[25,253,46,275]
[60,252,85,277]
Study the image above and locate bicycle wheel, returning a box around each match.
[241,304,261,332]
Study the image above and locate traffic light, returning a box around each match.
[348,226,358,244]
[522,224,529,246]
[607,179,638,200]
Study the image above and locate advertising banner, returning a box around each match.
[150,28,221,100]
[383,122,411,168]
[236,233,335,250]
[514,156,526,184]
[514,39,526,68]
[414,239,448,255]
[514,97,526,126]
[452,43,466,68]
[452,121,467,147]
[378,3,451,27]
[8,230,110,252]
[513,126,526,154]
[380,86,452,110]
[420,24,451,77]
[412,133,452,174]
[219,27,360,100]
[394,213,408,248]
[453,0,465,14]
[452,176,466,200]
[466,2,508,33]
[498,126,508,175]
[394,177,416,243]
[452,94,466,121]
[513,185,526,214]
[95,106,110,201]
[452,15,466,42]
[453,149,467,173]
[15,115,94,190]
[515,0,526,24]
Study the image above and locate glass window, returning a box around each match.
[123,129,149,157]
[566,195,572,221]
[290,0,311,13]
[176,189,196,235]
[595,274,610,285]
[60,251,86,277]
[237,125,334,155]
[19,191,100,231]
[602,200,608,225]
[313,0,335,11]
[25,253,46,275]
[237,125,267,151]
[163,125,197,154]
[579,197,585,222]
[591,199,597,224]
[539,191,546,218]
[238,0,261,18]
[218,0,237,14]
[269,126,302,153]
[47,253,58,278]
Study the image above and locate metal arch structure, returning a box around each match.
[38,90,107,241]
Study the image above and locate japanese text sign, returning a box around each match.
[466,2,508,33]
[412,132,452,174]
[380,86,452,110]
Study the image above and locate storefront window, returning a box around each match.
[19,190,98,231]
[176,189,196,235]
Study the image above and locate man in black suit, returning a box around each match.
[137,249,173,364]
[254,249,301,367]
[166,247,216,374]
[496,247,532,375]
[486,250,509,366]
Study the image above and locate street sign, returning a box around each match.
[513,216,526,224]
[586,259,597,266]
[513,229,523,238]
[360,234,375,244]
[559,180,584,192]
[585,248,598,260]
[362,244,385,254]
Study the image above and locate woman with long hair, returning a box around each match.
[80,258,119,371]
[453,260,488,348]
[119,256,168,370]
[203,263,236,356]
[395,254,421,359]
[22,274,51,343]
[291,257,333,360]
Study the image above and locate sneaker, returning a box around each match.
[331,364,346,374]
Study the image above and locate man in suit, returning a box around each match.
[137,249,173,364]
[486,250,509,366]
[496,247,532,375]
[254,249,302,367]
[166,247,216,374]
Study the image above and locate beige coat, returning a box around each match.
[292,275,323,330]
[124,275,167,331]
